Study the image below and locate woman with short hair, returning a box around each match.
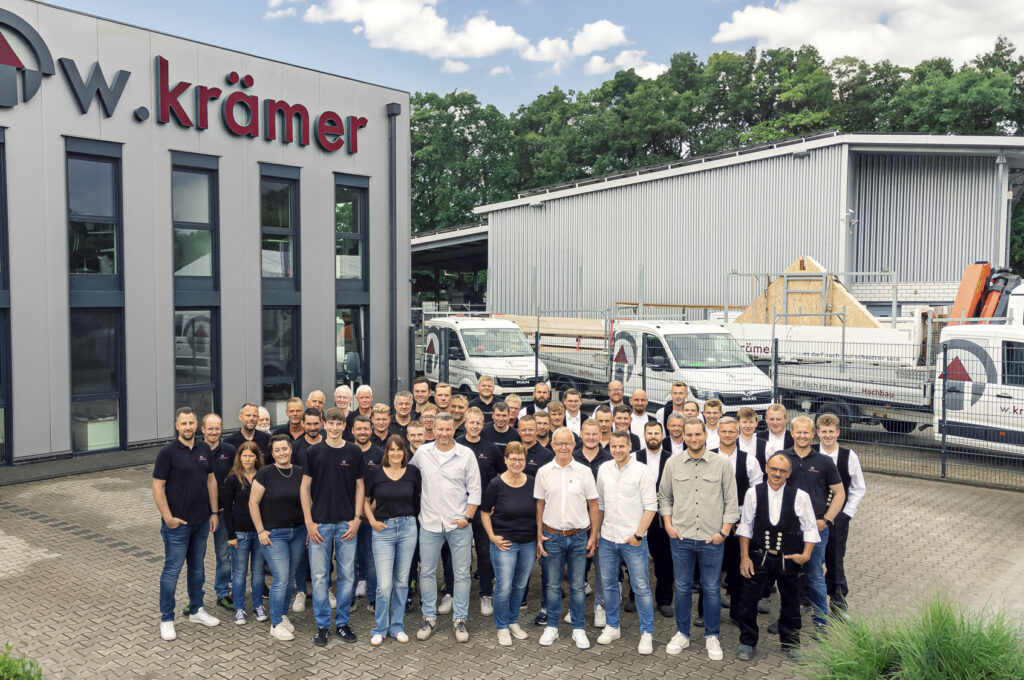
[223,441,267,625]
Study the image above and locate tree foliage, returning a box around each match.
[412,38,1024,270]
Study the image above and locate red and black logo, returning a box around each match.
[0,8,54,108]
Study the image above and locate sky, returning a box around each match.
[47,0,1024,114]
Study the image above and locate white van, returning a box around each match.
[420,317,549,397]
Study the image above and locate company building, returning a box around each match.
[0,0,411,463]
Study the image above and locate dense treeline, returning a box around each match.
[411,39,1024,271]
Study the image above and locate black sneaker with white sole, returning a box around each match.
[314,627,330,647]
[336,624,357,643]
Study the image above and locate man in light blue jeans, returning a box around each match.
[595,430,658,654]
[410,413,482,643]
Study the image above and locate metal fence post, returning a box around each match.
[440,327,449,385]
[641,334,648,394]
[408,324,416,385]
[534,328,540,380]
[940,343,948,479]
[772,337,779,403]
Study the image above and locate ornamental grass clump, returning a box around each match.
[799,595,1024,679]
[0,642,43,680]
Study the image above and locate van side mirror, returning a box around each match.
[648,355,669,371]
[448,346,465,361]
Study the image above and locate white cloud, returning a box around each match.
[713,0,1024,66]
[265,7,297,19]
[490,65,512,76]
[442,59,470,74]
[584,55,613,75]
[268,0,303,6]
[584,50,667,79]
[522,36,572,71]
[571,20,628,56]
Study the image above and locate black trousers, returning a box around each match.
[472,516,494,597]
[825,514,850,611]
[738,551,802,649]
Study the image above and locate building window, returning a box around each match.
[263,307,299,424]
[172,168,217,281]
[175,309,218,416]
[261,178,297,280]
[67,155,121,283]
[70,309,123,453]
[335,184,367,284]
[336,306,366,386]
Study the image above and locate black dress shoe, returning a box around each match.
[623,600,637,613]
[693,615,704,627]
[336,624,358,643]
[767,619,779,635]
[658,605,674,618]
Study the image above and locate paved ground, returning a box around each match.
[0,466,1022,680]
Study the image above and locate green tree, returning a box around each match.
[509,86,579,191]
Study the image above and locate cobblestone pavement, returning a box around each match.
[0,467,1022,679]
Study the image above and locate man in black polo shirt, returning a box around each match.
[371,403,393,449]
[224,402,271,456]
[201,412,238,612]
[273,397,306,440]
[467,375,496,422]
[390,391,413,438]
[301,406,366,646]
[291,409,324,470]
[782,416,844,631]
[481,402,519,453]
[457,407,503,616]
[518,414,554,476]
[153,406,222,641]
[411,376,432,417]
[352,414,383,606]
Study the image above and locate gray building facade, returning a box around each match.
[0,0,411,462]
[475,132,1023,315]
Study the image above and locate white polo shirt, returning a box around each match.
[534,458,598,531]
[596,457,658,543]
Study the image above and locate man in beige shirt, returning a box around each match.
[657,418,739,661]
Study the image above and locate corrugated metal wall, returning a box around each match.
[488,145,846,315]
[852,153,1002,280]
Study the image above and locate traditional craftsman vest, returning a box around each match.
[825,447,852,507]
[752,482,804,555]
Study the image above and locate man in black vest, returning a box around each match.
[636,420,674,617]
[519,381,551,418]
[737,407,770,473]
[758,404,794,457]
[735,453,819,661]
[656,382,689,431]
[816,413,866,617]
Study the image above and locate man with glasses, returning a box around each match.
[735,453,819,661]
[592,380,625,417]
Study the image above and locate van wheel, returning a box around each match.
[818,401,851,430]
[882,420,915,434]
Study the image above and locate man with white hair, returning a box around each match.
[346,385,374,438]
[306,390,326,414]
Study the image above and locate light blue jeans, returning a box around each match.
[418,524,473,621]
[599,537,654,633]
[371,516,418,636]
[490,541,536,629]
[261,526,307,627]
[308,521,359,629]
[542,530,588,630]
[670,537,724,638]
[230,531,265,610]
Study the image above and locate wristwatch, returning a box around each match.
[633,533,643,542]
[824,518,833,528]
[464,516,474,523]
[718,530,728,540]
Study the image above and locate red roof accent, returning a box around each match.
[940,356,972,381]
[0,33,25,70]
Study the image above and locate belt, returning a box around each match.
[543,524,587,536]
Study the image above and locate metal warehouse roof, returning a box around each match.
[474,131,1024,214]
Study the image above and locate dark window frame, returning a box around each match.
[262,305,301,417]
[334,174,369,295]
[69,307,126,454]
[260,164,301,302]
[335,305,368,387]
[1002,341,1024,387]
[172,163,219,293]
[65,139,124,299]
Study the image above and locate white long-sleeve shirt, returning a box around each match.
[736,484,820,544]
[819,445,867,518]
[410,441,481,533]
[596,458,658,543]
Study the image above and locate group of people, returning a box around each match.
[153,375,865,662]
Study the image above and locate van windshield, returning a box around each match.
[664,333,753,369]
[461,328,534,357]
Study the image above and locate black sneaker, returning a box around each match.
[217,595,234,610]
[532,610,548,626]
[694,615,704,627]
[767,619,780,635]
[181,605,191,616]
[313,627,330,647]
[336,624,357,643]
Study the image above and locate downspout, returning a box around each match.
[386,102,402,399]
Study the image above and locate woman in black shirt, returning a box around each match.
[222,442,266,626]
[364,435,421,645]
[480,441,537,646]
[249,434,307,641]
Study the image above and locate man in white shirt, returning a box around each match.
[591,380,625,417]
[815,413,866,617]
[735,453,819,662]
[628,389,652,441]
[656,382,689,430]
[535,428,600,650]
[595,430,658,655]
[758,403,793,457]
[638,420,674,617]
[562,389,585,435]
[703,399,723,451]
[736,407,769,473]
[664,412,686,459]
[410,413,482,644]
[519,382,551,418]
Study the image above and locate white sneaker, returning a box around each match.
[159,621,176,641]
[585,583,593,596]
[597,626,620,645]
[370,633,384,646]
[188,607,220,627]
[270,623,294,641]
[539,626,559,646]
[279,615,295,634]
[438,593,453,614]
[355,580,368,598]
[292,592,306,613]
[497,628,512,646]
[480,596,493,615]
[508,623,529,640]
[594,605,606,628]
[572,629,591,649]
[666,632,690,655]
[563,611,572,624]
[706,635,723,661]
[394,631,409,643]
[638,632,653,655]
[234,610,247,626]
[329,590,337,609]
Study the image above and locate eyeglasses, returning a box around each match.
[552,441,574,448]
[507,458,526,464]
[766,466,790,474]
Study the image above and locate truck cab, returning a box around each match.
[421,317,549,397]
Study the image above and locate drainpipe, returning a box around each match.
[386,102,402,399]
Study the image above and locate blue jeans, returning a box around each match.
[591,551,605,609]
[212,513,232,599]
[371,516,418,636]
[159,522,210,622]
[670,537,724,638]
[542,530,588,629]
[262,526,307,627]
[599,538,654,633]
[356,522,377,603]
[490,541,535,629]
[807,527,829,624]
[294,546,308,594]
[231,531,265,610]
[418,524,472,621]
[309,521,359,629]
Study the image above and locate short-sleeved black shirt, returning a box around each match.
[224,429,271,457]
[254,464,304,530]
[481,424,520,453]
[364,465,421,521]
[573,446,613,480]
[153,439,214,526]
[388,420,410,440]
[209,441,238,494]
[468,396,496,422]
[783,449,842,518]
[480,475,537,543]
[524,443,555,477]
[291,436,322,471]
[272,424,304,440]
[304,441,367,524]
[457,436,505,490]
